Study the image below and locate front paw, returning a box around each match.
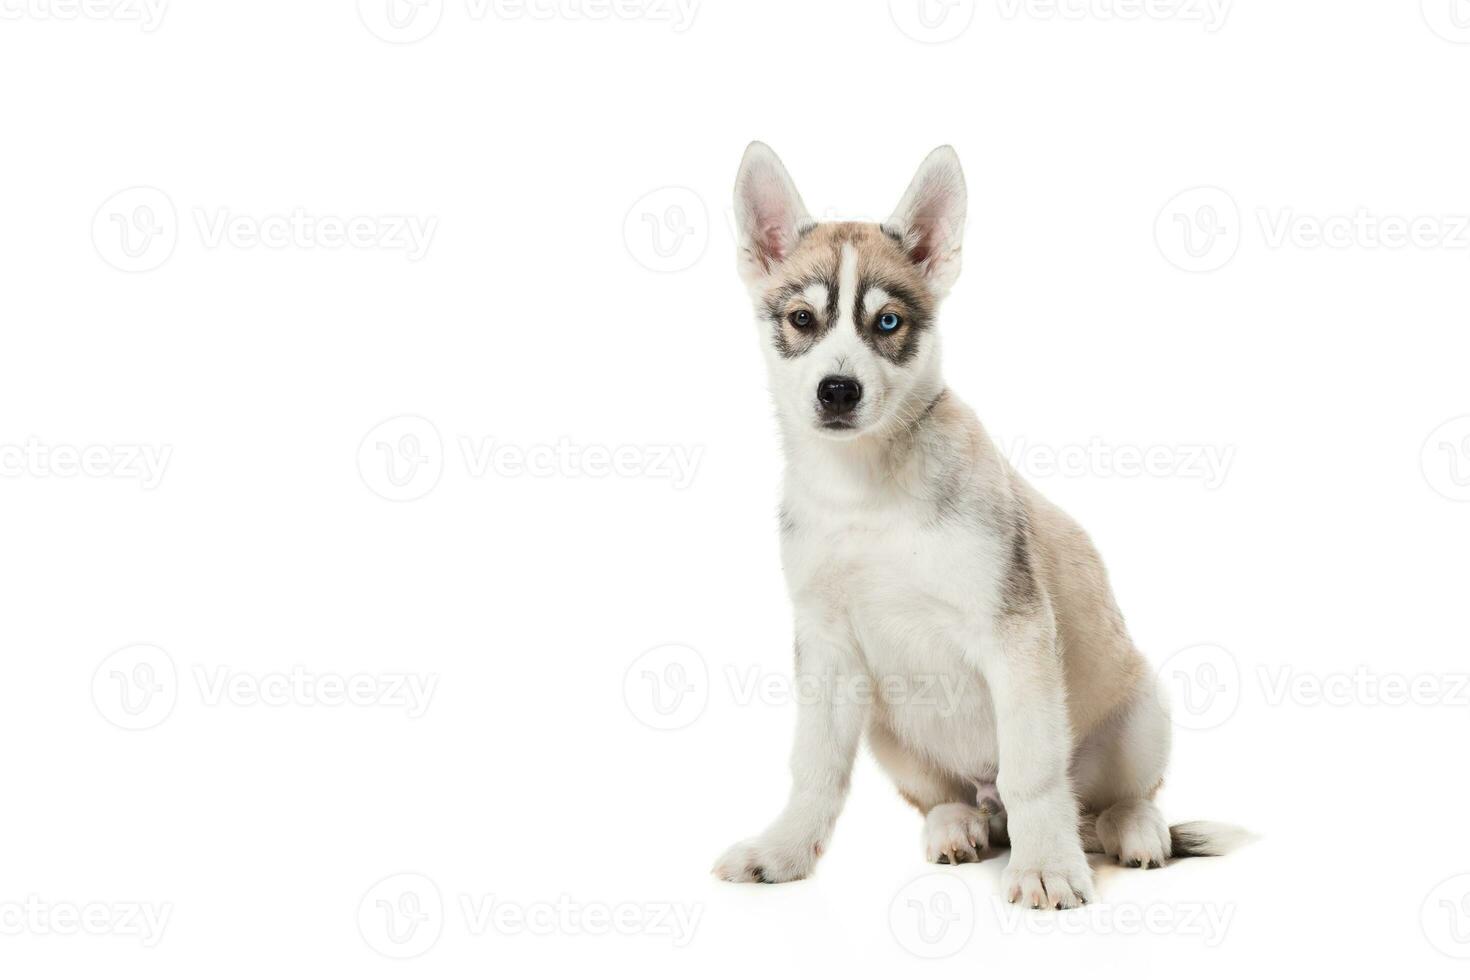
[712,835,819,884]
[1002,849,1096,909]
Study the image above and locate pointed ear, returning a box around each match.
[733,141,811,286]
[885,146,967,296]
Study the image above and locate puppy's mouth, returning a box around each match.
[813,416,865,439]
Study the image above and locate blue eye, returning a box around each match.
[878,312,902,333]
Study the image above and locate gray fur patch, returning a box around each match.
[1001,510,1041,616]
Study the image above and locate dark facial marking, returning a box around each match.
[757,222,938,360]
[852,272,931,365]
[763,272,837,358]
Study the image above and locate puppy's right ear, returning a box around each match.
[734,142,811,287]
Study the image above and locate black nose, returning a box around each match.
[817,376,863,413]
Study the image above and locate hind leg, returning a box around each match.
[869,721,1006,864]
[1072,679,1174,868]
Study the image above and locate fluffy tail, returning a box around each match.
[1168,821,1255,858]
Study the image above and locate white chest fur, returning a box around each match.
[780,476,1009,780]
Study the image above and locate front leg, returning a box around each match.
[977,614,1096,909]
[713,621,867,883]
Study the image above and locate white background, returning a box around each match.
[3,0,1469,976]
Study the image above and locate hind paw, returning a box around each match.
[1096,800,1171,869]
[923,803,989,865]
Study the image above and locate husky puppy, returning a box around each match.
[713,143,1244,909]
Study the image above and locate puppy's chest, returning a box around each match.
[781,502,1007,654]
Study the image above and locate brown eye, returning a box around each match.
[788,309,814,329]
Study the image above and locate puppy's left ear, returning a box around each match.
[734,141,811,287]
[885,146,967,296]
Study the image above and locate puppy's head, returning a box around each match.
[733,142,966,441]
